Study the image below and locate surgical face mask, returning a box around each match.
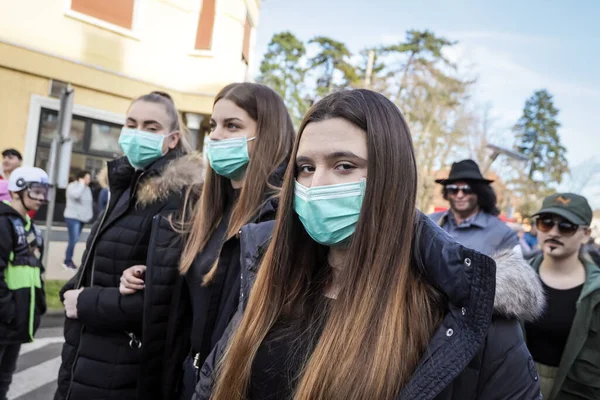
[294,179,366,246]
[206,136,255,180]
[118,127,173,170]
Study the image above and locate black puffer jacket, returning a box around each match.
[193,212,546,400]
[54,151,204,400]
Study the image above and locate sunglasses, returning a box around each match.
[445,184,474,196]
[536,216,580,237]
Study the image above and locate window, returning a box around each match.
[195,0,216,50]
[36,108,123,161]
[39,111,86,152]
[242,15,252,64]
[34,109,124,222]
[70,0,136,30]
[90,121,122,154]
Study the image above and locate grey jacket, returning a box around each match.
[429,211,519,256]
[63,181,94,223]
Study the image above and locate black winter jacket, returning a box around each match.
[0,202,46,344]
[162,163,286,398]
[193,212,546,400]
[54,151,204,400]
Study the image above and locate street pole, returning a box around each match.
[481,151,500,174]
[42,86,74,267]
[365,50,375,87]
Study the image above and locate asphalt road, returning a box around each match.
[7,323,63,400]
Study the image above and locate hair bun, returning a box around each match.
[150,91,174,102]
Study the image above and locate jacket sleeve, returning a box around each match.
[476,318,542,399]
[498,229,520,253]
[193,309,243,400]
[0,217,15,323]
[77,287,143,332]
[66,181,86,201]
[74,206,177,332]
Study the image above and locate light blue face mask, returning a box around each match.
[294,179,366,246]
[206,136,255,180]
[118,127,172,170]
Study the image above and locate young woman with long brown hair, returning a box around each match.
[119,83,295,399]
[192,89,546,400]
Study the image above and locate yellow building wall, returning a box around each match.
[0,66,138,157]
[0,0,260,158]
[0,67,48,152]
[0,0,259,97]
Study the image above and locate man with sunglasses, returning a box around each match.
[430,159,519,256]
[524,193,600,400]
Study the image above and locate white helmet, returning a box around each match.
[8,167,50,192]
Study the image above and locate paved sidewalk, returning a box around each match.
[40,226,90,281]
[44,241,86,281]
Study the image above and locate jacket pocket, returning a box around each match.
[561,348,600,399]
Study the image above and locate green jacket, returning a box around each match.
[528,253,600,400]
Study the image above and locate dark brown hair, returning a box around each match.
[179,83,295,277]
[212,89,443,399]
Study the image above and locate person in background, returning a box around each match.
[193,90,544,400]
[0,181,10,202]
[95,167,110,218]
[429,159,519,256]
[583,237,600,267]
[525,193,600,400]
[1,149,22,181]
[62,170,94,270]
[524,223,540,251]
[0,167,49,398]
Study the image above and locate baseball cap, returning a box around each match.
[532,193,592,226]
[8,167,50,192]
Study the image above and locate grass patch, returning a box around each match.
[45,280,67,311]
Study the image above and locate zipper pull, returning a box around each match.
[128,332,141,349]
[193,353,201,369]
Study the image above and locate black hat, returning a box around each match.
[532,193,593,226]
[435,159,494,184]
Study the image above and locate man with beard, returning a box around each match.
[524,193,599,399]
[430,159,518,256]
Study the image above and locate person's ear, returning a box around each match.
[168,131,180,150]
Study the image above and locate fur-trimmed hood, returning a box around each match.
[492,249,545,321]
[135,152,205,207]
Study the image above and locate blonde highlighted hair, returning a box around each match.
[179,83,295,282]
[211,90,444,400]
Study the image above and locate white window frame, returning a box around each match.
[24,95,125,167]
[63,0,143,40]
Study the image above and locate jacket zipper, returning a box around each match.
[66,165,112,400]
[124,214,160,350]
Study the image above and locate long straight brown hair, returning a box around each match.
[179,83,295,277]
[212,89,444,400]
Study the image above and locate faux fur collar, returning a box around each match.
[136,152,205,207]
[493,249,545,322]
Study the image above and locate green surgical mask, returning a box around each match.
[294,179,366,246]
[206,136,255,180]
[118,127,172,170]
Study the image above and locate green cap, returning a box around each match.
[533,193,593,226]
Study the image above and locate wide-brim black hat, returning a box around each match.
[435,159,494,184]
